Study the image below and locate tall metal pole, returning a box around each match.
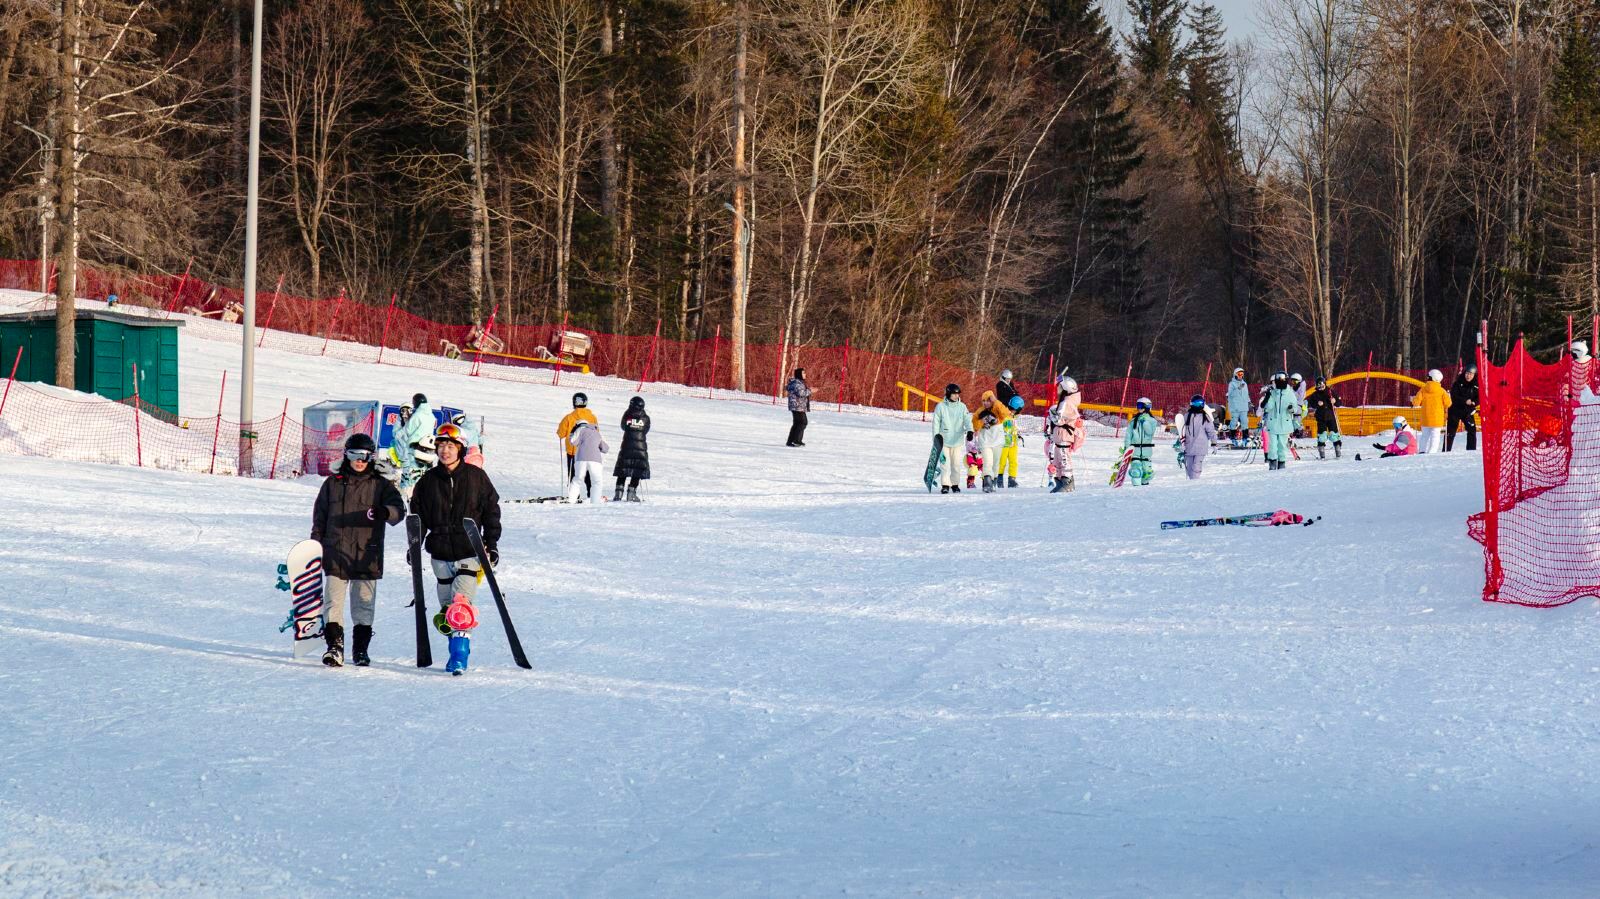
[239,0,264,472]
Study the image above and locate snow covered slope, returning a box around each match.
[2,299,1598,896]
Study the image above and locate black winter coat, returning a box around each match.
[410,461,502,561]
[311,467,405,579]
[1450,374,1480,411]
[995,380,1019,408]
[614,410,651,480]
[1305,387,1341,431]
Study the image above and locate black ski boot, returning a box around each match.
[981,475,994,493]
[626,486,641,503]
[951,484,961,493]
[1317,444,1326,460]
[1334,441,1343,459]
[613,485,624,502]
[1008,476,1019,488]
[941,485,951,494]
[352,625,372,667]
[322,622,345,668]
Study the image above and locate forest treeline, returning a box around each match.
[1,0,1597,386]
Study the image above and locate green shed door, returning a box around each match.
[127,327,162,405]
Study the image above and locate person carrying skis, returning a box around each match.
[931,383,969,494]
[1048,377,1085,493]
[1261,372,1301,470]
[1179,395,1217,479]
[1305,376,1344,459]
[785,368,811,447]
[999,394,1025,488]
[1225,369,1250,447]
[1366,416,1419,458]
[557,392,599,493]
[1122,397,1159,486]
[409,422,502,675]
[995,369,1019,409]
[565,420,609,504]
[1411,369,1451,454]
[976,410,1005,492]
[613,396,651,502]
[1446,364,1479,451]
[310,432,405,668]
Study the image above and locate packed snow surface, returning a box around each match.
[2,293,1598,896]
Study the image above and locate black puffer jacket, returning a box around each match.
[614,401,651,480]
[410,461,501,561]
[1450,373,1480,412]
[1305,386,1341,432]
[311,467,405,579]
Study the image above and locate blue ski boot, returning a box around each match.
[445,635,471,676]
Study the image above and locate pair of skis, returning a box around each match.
[1159,509,1320,530]
[406,514,531,670]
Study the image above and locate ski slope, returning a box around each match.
[2,296,1598,896]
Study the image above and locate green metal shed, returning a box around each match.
[0,309,182,418]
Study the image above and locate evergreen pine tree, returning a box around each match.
[1124,0,1188,107]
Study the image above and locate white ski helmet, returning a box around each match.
[1135,396,1153,410]
[1000,368,1013,381]
[1290,373,1303,383]
[1572,340,1590,360]
[1058,376,1079,395]
[1232,367,1245,377]
[1392,415,1408,430]
[1428,369,1443,382]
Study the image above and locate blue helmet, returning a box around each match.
[1007,395,1025,411]
[1135,397,1153,411]
[1190,394,1206,408]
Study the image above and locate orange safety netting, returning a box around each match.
[1467,339,1600,606]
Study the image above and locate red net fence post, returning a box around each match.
[210,371,227,475]
[1114,358,1133,438]
[471,303,499,378]
[321,288,347,356]
[1202,362,1213,403]
[636,318,662,391]
[164,258,192,313]
[257,274,284,349]
[0,346,21,419]
[377,293,398,365]
[270,398,289,479]
[553,311,570,387]
[130,363,144,467]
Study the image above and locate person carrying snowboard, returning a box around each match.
[1305,376,1344,459]
[999,395,1025,488]
[1261,372,1301,470]
[557,392,599,494]
[1412,369,1451,454]
[1225,368,1250,447]
[310,432,405,668]
[409,422,502,675]
[565,420,609,504]
[932,383,969,494]
[1048,377,1085,493]
[1179,395,1217,479]
[785,368,811,447]
[613,396,651,502]
[1446,364,1479,451]
[1122,397,1159,486]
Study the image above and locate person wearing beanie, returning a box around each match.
[1446,365,1479,451]
[310,432,406,667]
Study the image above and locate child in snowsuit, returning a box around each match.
[1412,369,1451,454]
[1226,368,1251,446]
[1369,416,1420,458]
[1048,378,1085,493]
[1122,398,1159,486]
[965,431,982,489]
[1179,395,1217,479]
[564,421,609,504]
[1261,373,1301,470]
[1305,377,1343,459]
[999,395,1025,488]
[977,411,1005,492]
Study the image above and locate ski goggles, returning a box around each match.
[434,423,466,444]
[344,448,375,462]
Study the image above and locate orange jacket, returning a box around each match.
[556,408,598,455]
[970,390,1011,431]
[1411,381,1451,429]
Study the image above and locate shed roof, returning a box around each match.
[0,308,183,329]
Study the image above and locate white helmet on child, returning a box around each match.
[1135,396,1153,410]
[1000,368,1013,381]
[1058,376,1079,395]
[1428,369,1443,382]
[1573,340,1590,359]
[1290,373,1303,383]
[1392,415,1408,430]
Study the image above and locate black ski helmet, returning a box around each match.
[628,395,645,410]
[944,383,962,398]
[344,432,377,453]
[412,393,427,408]
[573,392,588,408]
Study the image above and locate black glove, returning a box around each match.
[486,546,499,569]
[366,505,386,522]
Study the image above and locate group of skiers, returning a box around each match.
[555,392,652,504]
[930,371,1034,494]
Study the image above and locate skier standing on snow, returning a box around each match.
[1411,369,1451,454]
[999,395,1025,488]
[1048,377,1085,493]
[976,410,1005,492]
[1225,368,1250,447]
[785,368,811,447]
[409,422,502,675]
[932,384,970,494]
[557,393,599,493]
[994,369,1020,409]
[1121,397,1159,486]
[565,420,609,504]
[1289,374,1308,437]
[310,432,406,668]
[613,396,651,502]
[1305,376,1344,459]
[1178,395,1217,479]
[394,393,436,466]
[1446,364,1479,451]
[1261,372,1301,470]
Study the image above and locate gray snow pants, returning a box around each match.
[326,577,377,627]
[431,557,481,608]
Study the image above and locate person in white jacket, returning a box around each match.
[565,421,610,504]
[976,410,1005,493]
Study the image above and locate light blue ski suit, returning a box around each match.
[1226,376,1251,432]
[1260,386,1301,463]
[1122,411,1159,485]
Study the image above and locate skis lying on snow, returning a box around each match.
[1160,509,1321,529]
[505,496,567,504]
[463,518,532,669]
[406,514,433,668]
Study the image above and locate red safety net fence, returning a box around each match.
[1467,326,1600,607]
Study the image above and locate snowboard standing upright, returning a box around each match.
[278,539,326,661]
[923,435,944,492]
[406,514,433,668]
[463,518,532,669]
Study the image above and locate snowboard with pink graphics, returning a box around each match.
[276,539,326,661]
